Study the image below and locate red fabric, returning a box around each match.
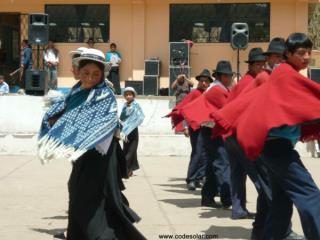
[210,63,320,160]
[166,88,204,132]
[227,73,255,102]
[255,70,270,86]
[181,85,229,131]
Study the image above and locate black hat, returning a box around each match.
[212,60,234,77]
[245,48,266,63]
[195,69,214,82]
[263,37,286,55]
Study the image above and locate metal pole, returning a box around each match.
[237,48,240,82]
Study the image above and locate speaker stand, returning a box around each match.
[236,48,240,82]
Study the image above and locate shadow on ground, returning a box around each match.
[199,208,232,219]
[203,225,251,239]
[31,228,66,236]
[42,215,68,220]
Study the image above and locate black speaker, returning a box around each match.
[231,23,249,50]
[125,80,143,95]
[143,75,159,95]
[169,66,191,96]
[145,59,160,76]
[169,42,190,66]
[25,69,48,96]
[28,13,49,45]
[309,68,320,83]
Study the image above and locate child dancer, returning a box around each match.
[120,87,145,177]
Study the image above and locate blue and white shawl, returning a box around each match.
[119,100,145,137]
[38,81,118,163]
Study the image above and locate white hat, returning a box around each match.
[69,47,88,58]
[73,48,111,72]
[123,87,137,96]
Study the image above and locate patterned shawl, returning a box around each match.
[38,81,118,163]
[119,100,145,137]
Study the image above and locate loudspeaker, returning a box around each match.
[25,69,48,96]
[125,80,143,95]
[143,75,159,95]
[145,59,161,76]
[169,66,191,96]
[231,23,249,50]
[169,42,190,66]
[28,13,49,45]
[309,68,320,83]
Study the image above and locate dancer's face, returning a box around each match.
[267,53,283,68]
[79,63,103,89]
[249,61,265,76]
[124,92,135,103]
[286,47,311,71]
[197,77,211,90]
[220,74,233,88]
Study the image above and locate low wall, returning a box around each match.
[0,95,316,158]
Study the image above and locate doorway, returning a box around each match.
[0,13,20,86]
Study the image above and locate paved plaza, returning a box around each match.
[1,154,318,239]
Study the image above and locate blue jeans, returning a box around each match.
[261,138,320,240]
[186,128,207,184]
[225,136,271,219]
[46,66,58,90]
[201,127,231,205]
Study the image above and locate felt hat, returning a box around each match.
[263,37,286,55]
[212,60,234,77]
[195,69,214,82]
[245,48,266,63]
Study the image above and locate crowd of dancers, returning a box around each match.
[168,32,320,240]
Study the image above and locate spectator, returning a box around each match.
[0,75,9,95]
[87,38,95,49]
[106,43,122,94]
[171,74,193,105]
[20,39,32,89]
[43,40,59,90]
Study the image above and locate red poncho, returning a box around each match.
[181,84,229,131]
[166,88,204,132]
[227,73,255,103]
[210,63,320,160]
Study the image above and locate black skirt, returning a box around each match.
[67,138,146,240]
[123,128,140,172]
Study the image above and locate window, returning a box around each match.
[45,4,109,43]
[170,3,270,43]
[308,3,320,50]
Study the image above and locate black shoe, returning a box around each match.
[195,181,204,188]
[232,211,256,220]
[201,196,222,208]
[250,228,263,240]
[53,232,66,240]
[187,181,196,191]
[222,202,232,209]
[283,231,305,240]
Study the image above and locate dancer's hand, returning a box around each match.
[183,128,190,138]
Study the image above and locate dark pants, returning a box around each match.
[224,136,271,219]
[109,66,121,95]
[20,66,30,89]
[201,127,231,205]
[261,139,320,240]
[123,128,140,172]
[186,128,207,184]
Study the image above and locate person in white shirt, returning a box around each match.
[0,75,9,95]
[43,40,59,90]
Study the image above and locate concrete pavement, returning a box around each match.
[1,154,319,239]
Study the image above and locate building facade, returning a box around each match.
[0,0,319,89]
